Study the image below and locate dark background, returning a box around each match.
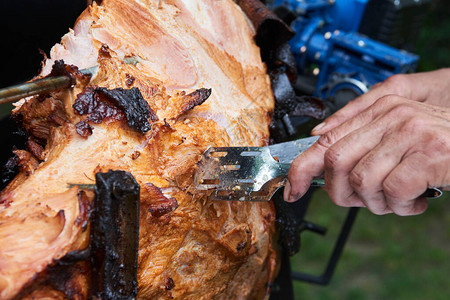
[0,0,86,88]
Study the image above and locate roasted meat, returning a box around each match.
[0,0,277,299]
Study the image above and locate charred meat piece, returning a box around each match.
[141,183,178,218]
[73,87,156,135]
[95,87,156,133]
[236,0,295,61]
[178,88,211,118]
[49,59,92,87]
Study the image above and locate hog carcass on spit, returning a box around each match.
[0,0,278,298]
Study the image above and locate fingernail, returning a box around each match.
[283,180,291,202]
[288,193,300,203]
[312,122,326,133]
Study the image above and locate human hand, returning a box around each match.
[312,68,450,135]
[284,96,450,215]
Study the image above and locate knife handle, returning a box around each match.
[310,179,443,199]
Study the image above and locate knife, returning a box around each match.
[194,136,443,201]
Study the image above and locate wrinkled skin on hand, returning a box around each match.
[284,68,450,216]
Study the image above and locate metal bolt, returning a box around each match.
[324,32,332,39]
[358,40,366,47]
[313,68,320,75]
[300,46,307,53]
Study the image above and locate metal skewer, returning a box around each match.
[0,56,139,105]
[0,76,72,104]
[0,66,98,105]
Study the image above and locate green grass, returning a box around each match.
[291,189,450,300]
[417,1,450,71]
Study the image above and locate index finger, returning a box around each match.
[284,137,328,202]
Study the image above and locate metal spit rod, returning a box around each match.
[0,57,139,105]
[0,76,72,105]
[0,66,98,105]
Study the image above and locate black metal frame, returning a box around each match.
[292,207,359,285]
[270,187,359,299]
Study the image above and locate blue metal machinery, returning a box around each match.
[267,0,419,111]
